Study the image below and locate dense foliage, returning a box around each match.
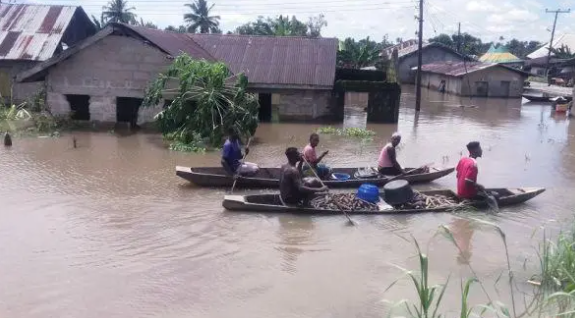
[101,0,137,24]
[142,55,259,150]
[234,15,326,37]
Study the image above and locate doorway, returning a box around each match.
[475,81,489,97]
[258,93,272,122]
[500,81,510,97]
[66,94,90,120]
[116,97,142,128]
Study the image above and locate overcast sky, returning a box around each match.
[25,0,575,43]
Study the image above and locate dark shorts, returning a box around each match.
[378,166,402,176]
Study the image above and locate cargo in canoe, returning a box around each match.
[222,188,545,215]
[176,166,455,189]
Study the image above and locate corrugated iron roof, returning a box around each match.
[122,24,216,62]
[528,34,575,60]
[0,4,88,61]
[419,62,527,77]
[479,44,522,63]
[190,33,338,88]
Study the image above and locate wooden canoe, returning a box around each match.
[222,188,545,215]
[522,94,552,102]
[176,166,455,189]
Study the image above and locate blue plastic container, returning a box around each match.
[332,173,351,180]
[356,184,380,203]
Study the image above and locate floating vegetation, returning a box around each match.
[316,126,375,138]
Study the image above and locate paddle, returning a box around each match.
[385,162,434,183]
[301,156,356,226]
[230,137,252,194]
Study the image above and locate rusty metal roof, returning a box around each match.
[0,4,92,61]
[122,24,216,62]
[419,62,528,77]
[190,34,338,88]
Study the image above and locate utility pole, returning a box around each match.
[545,9,570,78]
[457,22,461,53]
[415,0,424,112]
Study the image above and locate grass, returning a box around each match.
[384,218,575,318]
[317,126,376,138]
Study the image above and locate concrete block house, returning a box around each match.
[0,3,96,103]
[419,62,528,98]
[18,23,338,125]
[382,40,467,84]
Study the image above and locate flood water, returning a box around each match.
[1,86,573,317]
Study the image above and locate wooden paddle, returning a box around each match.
[385,162,434,183]
[301,156,356,226]
[230,137,252,194]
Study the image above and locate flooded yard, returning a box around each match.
[0,86,573,317]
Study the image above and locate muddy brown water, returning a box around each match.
[1,86,573,317]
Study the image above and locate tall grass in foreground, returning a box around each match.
[384,218,575,318]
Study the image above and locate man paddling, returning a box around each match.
[303,133,330,178]
[280,147,328,206]
[221,128,258,177]
[378,132,404,176]
[456,141,485,199]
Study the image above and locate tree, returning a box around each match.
[307,14,327,38]
[91,14,105,30]
[138,18,158,29]
[101,0,137,24]
[142,55,259,150]
[550,45,575,59]
[505,39,542,59]
[337,37,381,69]
[429,32,486,57]
[184,0,221,34]
[234,15,323,37]
[165,25,188,33]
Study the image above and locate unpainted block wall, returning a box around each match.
[275,89,332,121]
[45,35,170,123]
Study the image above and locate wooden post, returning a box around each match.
[415,0,424,112]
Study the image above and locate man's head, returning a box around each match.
[466,141,482,158]
[228,128,239,141]
[285,147,301,164]
[390,132,401,147]
[309,133,320,147]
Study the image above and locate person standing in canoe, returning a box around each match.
[280,147,328,206]
[302,133,330,179]
[221,128,259,177]
[456,141,485,199]
[378,132,404,176]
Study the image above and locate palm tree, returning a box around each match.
[102,0,137,24]
[184,0,220,33]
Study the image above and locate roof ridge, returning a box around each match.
[0,3,80,8]
[190,33,337,41]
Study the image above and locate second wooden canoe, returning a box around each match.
[176,166,455,189]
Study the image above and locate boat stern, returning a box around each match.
[222,195,247,210]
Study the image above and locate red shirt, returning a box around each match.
[456,157,478,198]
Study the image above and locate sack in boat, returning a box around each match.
[303,177,323,188]
[238,162,259,176]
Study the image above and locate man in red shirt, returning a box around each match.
[456,141,485,199]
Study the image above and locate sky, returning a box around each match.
[22,0,575,43]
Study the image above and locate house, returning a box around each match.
[419,62,528,98]
[528,34,575,60]
[0,3,96,103]
[381,40,468,84]
[18,23,338,124]
[479,44,523,69]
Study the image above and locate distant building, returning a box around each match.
[479,44,523,69]
[381,40,468,84]
[528,34,575,60]
[419,62,528,98]
[0,4,96,103]
[18,23,339,124]
[524,57,567,77]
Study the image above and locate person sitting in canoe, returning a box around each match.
[456,141,486,199]
[280,147,328,206]
[221,128,259,177]
[302,133,330,179]
[378,132,404,176]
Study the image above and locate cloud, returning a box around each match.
[466,1,498,12]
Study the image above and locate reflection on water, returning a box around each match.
[0,85,574,317]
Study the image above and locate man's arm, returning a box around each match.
[387,147,404,172]
[315,150,329,165]
[463,165,484,190]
